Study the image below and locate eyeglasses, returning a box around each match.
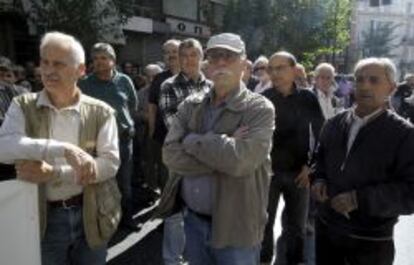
[207,50,240,63]
[267,65,292,73]
[355,75,382,85]
[254,66,266,72]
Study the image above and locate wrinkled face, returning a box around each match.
[163,43,179,70]
[354,64,395,114]
[0,69,16,84]
[206,48,245,90]
[179,46,202,78]
[315,69,334,93]
[123,62,133,74]
[267,56,296,88]
[40,44,84,93]
[254,62,269,82]
[92,52,115,74]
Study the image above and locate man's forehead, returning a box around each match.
[358,64,388,76]
[269,56,290,65]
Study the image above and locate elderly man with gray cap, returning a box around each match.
[156,33,275,264]
[78,42,138,231]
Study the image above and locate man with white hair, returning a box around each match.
[312,58,414,265]
[312,63,342,119]
[0,32,120,264]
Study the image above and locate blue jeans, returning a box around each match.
[184,209,260,265]
[41,206,106,265]
[163,212,186,265]
[261,171,309,265]
[117,138,133,221]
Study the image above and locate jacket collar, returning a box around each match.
[202,82,250,112]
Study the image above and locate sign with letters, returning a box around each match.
[166,18,211,38]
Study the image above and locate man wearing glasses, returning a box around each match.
[312,58,414,265]
[156,33,275,264]
[261,52,324,265]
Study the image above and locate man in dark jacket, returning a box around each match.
[312,57,414,265]
[261,51,324,265]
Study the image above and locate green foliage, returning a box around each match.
[362,22,400,57]
[27,0,135,48]
[222,0,352,69]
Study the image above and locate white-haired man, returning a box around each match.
[0,32,120,265]
[312,58,414,265]
[312,63,342,119]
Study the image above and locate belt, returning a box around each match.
[188,208,212,222]
[48,194,83,209]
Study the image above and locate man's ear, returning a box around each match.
[78,63,86,77]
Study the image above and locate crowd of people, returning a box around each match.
[1,30,414,265]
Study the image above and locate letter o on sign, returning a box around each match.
[177,23,186,32]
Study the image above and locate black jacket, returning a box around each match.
[314,109,414,238]
[263,86,325,172]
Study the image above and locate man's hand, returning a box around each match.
[311,181,328,202]
[294,165,310,188]
[64,144,97,185]
[330,190,358,219]
[232,125,249,139]
[15,160,55,183]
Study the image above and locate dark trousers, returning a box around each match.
[260,171,309,264]
[315,219,395,265]
[117,138,133,221]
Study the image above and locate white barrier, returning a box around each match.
[0,180,41,265]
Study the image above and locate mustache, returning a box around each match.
[211,69,231,77]
[43,74,59,81]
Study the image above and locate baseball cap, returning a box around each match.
[206,33,245,54]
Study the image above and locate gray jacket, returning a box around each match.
[156,84,275,248]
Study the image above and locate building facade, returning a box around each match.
[0,0,227,70]
[352,0,414,78]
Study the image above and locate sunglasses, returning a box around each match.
[267,65,292,73]
[355,75,382,85]
[207,50,240,63]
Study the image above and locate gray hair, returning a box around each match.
[40,32,85,66]
[253,55,269,69]
[163,39,181,50]
[314,63,335,77]
[91,42,116,61]
[144,64,162,76]
[354,57,397,84]
[179,38,204,58]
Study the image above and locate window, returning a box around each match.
[382,0,392,5]
[370,0,380,6]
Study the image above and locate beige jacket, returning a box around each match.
[15,93,121,249]
[157,84,275,248]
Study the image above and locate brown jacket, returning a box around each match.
[157,84,275,248]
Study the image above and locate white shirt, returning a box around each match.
[0,91,120,200]
[316,87,336,119]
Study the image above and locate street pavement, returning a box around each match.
[108,189,414,265]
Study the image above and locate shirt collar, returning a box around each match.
[36,89,82,113]
[176,72,206,85]
[350,107,384,124]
